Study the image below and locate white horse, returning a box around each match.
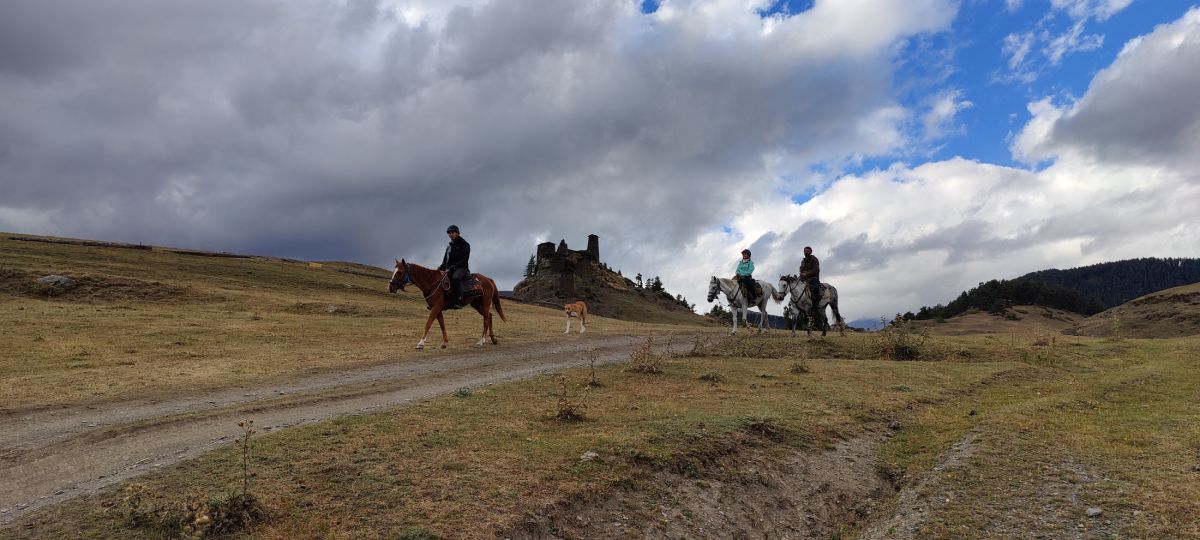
[776,275,846,337]
[707,276,779,335]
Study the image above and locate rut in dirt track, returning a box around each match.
[1,334,684,523]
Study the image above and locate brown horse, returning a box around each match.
[388,259,506,349]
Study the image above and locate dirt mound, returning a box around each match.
[910,305,1084,336]
[1065,282,1200,338]
[0,270,220,304]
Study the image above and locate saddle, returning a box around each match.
[439,273,482,309]
[740,282,764,300]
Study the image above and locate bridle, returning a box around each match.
[709,277,743,305]
[780,275,807,309]
[390,261,451,303]
[389,262,412,291]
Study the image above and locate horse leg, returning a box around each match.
[564,314,571,334]
[437,312,448,348]
[474,301,489,347]
[482,298,497,344]
[417,309,439,349]
[730,306,738,335]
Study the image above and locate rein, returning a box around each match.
[391,262,449,303]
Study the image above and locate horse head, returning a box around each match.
[389,259,412,293]
[706,276,720,303]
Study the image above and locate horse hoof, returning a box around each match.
[441,344,447,349]
[415,345,424,350]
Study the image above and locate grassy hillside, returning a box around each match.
[909,305,1085,337]
[1065,282,1200,339]
[0,233,696,410]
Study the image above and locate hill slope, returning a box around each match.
[909,305,1085,336]
[1065,282,1200,338]
[512,238,711,325]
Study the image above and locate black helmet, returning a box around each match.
[741,249,751,257]
[446,225,460,233]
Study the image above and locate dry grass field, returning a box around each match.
[3,233,1199,539]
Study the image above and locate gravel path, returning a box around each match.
[1,334,687,523]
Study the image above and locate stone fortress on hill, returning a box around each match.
[510,235,704,323]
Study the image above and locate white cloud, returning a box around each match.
[1003,31,1035,69]
[921,89,973,140]
[1050,0,1133,21]
[1044,20,1104,64]
[997,0,1132,83]
[1015,7,1200,166]
[679,6,1200,320]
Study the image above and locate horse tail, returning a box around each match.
[490,278,507,322]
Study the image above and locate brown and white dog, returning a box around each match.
[564,301,587,334]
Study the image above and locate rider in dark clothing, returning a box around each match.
[799,246,820,322]
[438,225,471,308]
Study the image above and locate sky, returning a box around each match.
[2,0,1198,322]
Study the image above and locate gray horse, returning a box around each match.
[707,276,779,335]
[776,275,846,337]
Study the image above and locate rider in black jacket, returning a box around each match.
[439,225,471,307]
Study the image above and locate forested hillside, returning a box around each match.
[909,257,1200,321]
[909,279,1104,320]
[1018,257,1200,308]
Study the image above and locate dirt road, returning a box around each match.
[1,334,687,523]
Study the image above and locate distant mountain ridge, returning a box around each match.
[910,257,1200,321]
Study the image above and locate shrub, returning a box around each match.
[552,377,587,422]
[625,337,663,374]
[874,315,931,361]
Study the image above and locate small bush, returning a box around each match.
[625,337,663,374]
[698,372,725,383]
[874,315,931,361]
[790,360,811,374]
[585,348,603,387]
[552,377,587,422]
[739,416,791,442]
[452,387,472,398]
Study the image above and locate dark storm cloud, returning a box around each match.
[0,0,955,290]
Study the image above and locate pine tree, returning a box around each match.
[523,254,536,278]
[635,273,643,289]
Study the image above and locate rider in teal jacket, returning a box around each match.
[735,249,756,303]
